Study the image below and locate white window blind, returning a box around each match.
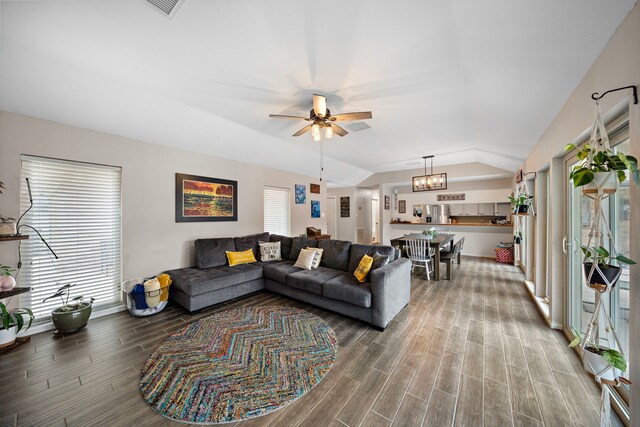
[264,186,290,236]
[19,156,122,322]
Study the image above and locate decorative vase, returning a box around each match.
[583,172,617,196]
[583,347,620,383]
[0,274,16,291]
[0,325,17,348]
[51,304,92,334]
[0,220,17,237]
[583,262,621,291]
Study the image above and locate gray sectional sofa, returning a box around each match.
[165,233,411,329]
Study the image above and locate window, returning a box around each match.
[19,156,122,322]
[264,186,290,236]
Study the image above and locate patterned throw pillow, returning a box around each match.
[353,254,374,283]
[293,248,320,270]
[371,252,390,270]
[225,248,257,266]
[259,241,282,262]
[305,247,324,269]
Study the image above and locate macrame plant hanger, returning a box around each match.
[578,88,635,427]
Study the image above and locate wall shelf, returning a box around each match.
[0,235,29,242]
[0,287,31,300]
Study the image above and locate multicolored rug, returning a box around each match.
[139,306,338,424]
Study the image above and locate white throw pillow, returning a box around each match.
[259,241,282,262]
[294,248,319,270]
[305,247,323,269]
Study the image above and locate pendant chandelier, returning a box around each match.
[412,155,447,192]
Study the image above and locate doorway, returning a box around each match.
[371,197,379,243]
[326,196,337,239]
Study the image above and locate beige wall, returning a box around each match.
[519,3,639,419]
[0,111,327,281]
[326,186,356,241]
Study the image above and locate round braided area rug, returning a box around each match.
[139,306,338,424]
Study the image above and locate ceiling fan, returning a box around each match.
[269,94,372,141]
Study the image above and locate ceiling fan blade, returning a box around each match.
[292,124,313,137]
[312,94,327,118]
[330,111,373,122]
[329,123,348,137]
[269,114,310,120]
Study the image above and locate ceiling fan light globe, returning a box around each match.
[324,126,333,139]
[311,124,320,137]
[313,132,321,142]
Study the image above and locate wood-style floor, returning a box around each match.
[0,257,621,427]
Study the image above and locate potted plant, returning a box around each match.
[581,245,636,291]
[569,331,629,384]
[565,143,639,193]
[42,284,95,334]
[508,192,532,214]
[0,301,34,348]
[0,265,17,291]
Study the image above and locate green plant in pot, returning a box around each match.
[42,284,95,334]
[0,301,34,348]
[508,192,532,214]
[565,143,639,192]
[581,245,636,291]
[569,330,629,384]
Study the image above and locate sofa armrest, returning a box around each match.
[369,258,411,329]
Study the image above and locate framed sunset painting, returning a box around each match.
[175,173,238,222]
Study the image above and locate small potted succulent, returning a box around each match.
[508,192,532,214]
[581,245,636,291]
[565,143,639,193]
[0,301,34,348]
[42,284,95,334]
[0,265,17,291]
[569,330,629,384]
[422,227,437,238]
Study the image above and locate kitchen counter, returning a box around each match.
[390,221,512,227]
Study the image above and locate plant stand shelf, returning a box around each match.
[0,287,31,300]
[0,336,30,356]
[0,235,29,242]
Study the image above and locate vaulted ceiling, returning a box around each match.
[0,0,635,185]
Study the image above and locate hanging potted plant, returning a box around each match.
[0,265,17,291]
[565,143,639,194]
[42,284,94,334]
[581,245,636,292]
[0,301,34,348]
[508,192,532,215]
[569,331,629,385]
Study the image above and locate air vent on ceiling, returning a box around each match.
[346,122,371,132]
[146,0,184,17]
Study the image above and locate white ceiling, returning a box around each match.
[0,0,635,185]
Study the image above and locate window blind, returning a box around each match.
[264,186,290,236]
[19,156,122,322]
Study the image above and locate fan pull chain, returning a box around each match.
[320,138,324,182]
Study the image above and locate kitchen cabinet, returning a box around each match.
[478,203,494,215]
[462,203,478,216]
[495,202,512,216]
[449,204,464,216]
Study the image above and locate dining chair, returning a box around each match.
[404,237,435,279]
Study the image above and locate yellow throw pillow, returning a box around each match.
[226,248,257,266]
[353,254,374,283]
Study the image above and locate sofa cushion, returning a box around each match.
[348,244,398,273]
[290,237,319,260]
[322,273,372,308]
[234,232,270,259]
[167,264,263,296]
[286,267,343,295]
[318,239,351,271]
[263,260,300,284]
[371,252,390,270]
[195,238,236,269]
[270,234,293,260]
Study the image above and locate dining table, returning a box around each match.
[390,234,455,281]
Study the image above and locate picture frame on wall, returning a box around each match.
[399,200,406,213]
[310,183,320,194]
[384,195,390,210]
[311,200,320,218]
[295,184,306,204]
[175,173,238,222]
[340,196,350,217]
